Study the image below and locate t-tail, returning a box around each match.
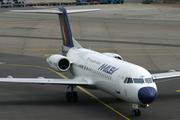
[57,7,82,55]
[10,7,100,54]
[58,7,74,48]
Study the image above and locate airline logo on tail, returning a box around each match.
[59,7,74,47]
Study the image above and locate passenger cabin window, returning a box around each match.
[124,77,133,84]
[133,78,144,83]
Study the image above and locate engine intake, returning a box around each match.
[46,54,71,72]
[59,58,69,70]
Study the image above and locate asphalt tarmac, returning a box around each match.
[0,3,180,120]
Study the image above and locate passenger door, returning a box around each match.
[115,75,121,94]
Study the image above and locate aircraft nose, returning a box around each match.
[138,87,157,104]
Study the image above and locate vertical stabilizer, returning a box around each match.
[58,7,74,48]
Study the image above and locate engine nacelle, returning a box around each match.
[103,53,123,60]
[46,54,71,72]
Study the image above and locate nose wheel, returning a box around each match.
[132,109,141,116]
[66,85,78,102]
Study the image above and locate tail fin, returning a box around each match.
[58,7,74,48]
[10,7,100,49]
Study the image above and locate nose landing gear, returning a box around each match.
[132,109,141,116]
[132,103,141,116]
[66,85,78,102]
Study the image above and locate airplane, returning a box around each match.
[0,7,180,117]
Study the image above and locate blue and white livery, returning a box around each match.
[0,7,180,117]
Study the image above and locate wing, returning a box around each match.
[0,76,94,86]
[152,70,180,80]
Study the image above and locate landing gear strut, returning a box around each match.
[132,109,141,116]
[66,85,78,102]
[132,103,141,116]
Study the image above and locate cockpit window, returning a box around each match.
[133,78,144,83]
[125,77,152,84]
[124,77,133,83]
[127,78,133,83]
[124,78,128,83]
[145,78,153,83]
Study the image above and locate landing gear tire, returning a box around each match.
[66,85,78,102]
[132,110,136,116]
[66,92,72,102]
[66,91,78,102]
[132,109,141,116]
[136,109,141,116]
[73,91,78,102]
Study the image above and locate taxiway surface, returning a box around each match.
[0,4,180,120]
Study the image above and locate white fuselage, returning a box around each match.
[67,47,157,104]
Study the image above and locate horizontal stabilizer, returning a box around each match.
[10,9,101,14]
[10,7,100,49]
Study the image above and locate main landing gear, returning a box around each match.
[66,85,78,102]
